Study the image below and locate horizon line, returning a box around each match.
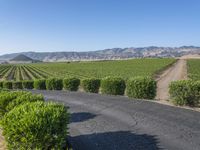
[1,45,200,56]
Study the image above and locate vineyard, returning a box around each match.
[0,58,175,81]
[0,65,51,81]
[187,59,200,80]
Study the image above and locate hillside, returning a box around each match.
[10,54,33,61]
[0,46,200,62]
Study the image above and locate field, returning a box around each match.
[187,59,200,80]
[0,65,51,81]
[0,58,175,81]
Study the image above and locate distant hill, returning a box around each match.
[0,46,200,62]
[10,54,33,61]
[8,54,41,64]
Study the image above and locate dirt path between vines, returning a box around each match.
[156,59,187,101]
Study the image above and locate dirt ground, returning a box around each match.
[156,54,200,101]
[155,59,187,101]
[155,57,200,111]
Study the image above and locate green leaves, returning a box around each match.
[169,80,200,106]
[101,77,126,95]
[6,93,44,111]
[0,101,70,149]
[3,81,13,89]
[46,78,63,90]
[0,91,31,116]
[34,79,46,90]
[187,59,200,80]
[12,81,23,89]
[63,77,80,91]
[81,78,101,93]
[126,77,157,99]
[0,91,69,149]
[22,80,34,89]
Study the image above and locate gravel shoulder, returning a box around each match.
[32,90,200,150]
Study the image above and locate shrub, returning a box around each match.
[0,101,70,149]
[63,77,80,91]
[46,78,63,90]
[12,81,23,89]
[3,81,13,89]
[0,91,30,116]
[0,92,16,116]
[0,82,3,88]
[81,78,101,93]
[22,80,34,89]
[6,93,44,111]
[34,79,46,90]
[101,77,126,95]
[169,80,200,106]
[126,77,157,99]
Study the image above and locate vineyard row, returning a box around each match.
[0,65,51,81]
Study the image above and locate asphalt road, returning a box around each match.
[31,90,200,150]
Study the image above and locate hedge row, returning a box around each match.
[169,80,200,106]
[126,77,157,99]
[63,77,80,91]
[0,81,34,90]
[81,78,101,93]
[0,91,70,149]
[0,77,157,99]
[101,77,126,95]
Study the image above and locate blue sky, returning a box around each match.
[0,0,199,55]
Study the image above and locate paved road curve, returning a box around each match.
[32,90,200,150]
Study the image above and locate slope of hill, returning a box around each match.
[0,46,200,62]
[10,54,33,61]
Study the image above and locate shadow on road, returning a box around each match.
[69,131,162,150]
[70,112,97,123]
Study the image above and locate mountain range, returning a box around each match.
[0,46,200,62]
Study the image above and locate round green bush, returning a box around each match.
[12,81,23,89]
[6,93,44,111]
[126,77,157,99]
[0,91,30,116]
[63,77,80,91]
[34,79,46,90]
[0,101,70,149]
[101,77,126,95]
[169,80,200,106]
[3,81,13,89]
[46,78,63,90]
[81,78,101,93]
[22,80,34,89]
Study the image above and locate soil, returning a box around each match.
[156,59,187,101]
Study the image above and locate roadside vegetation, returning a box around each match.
[169,80,200,106]
[0,90,70,149]
[167,59,200,107]
[0,76,157,100]
[187,59,200,80]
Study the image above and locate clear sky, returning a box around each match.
[0,0,199,55]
